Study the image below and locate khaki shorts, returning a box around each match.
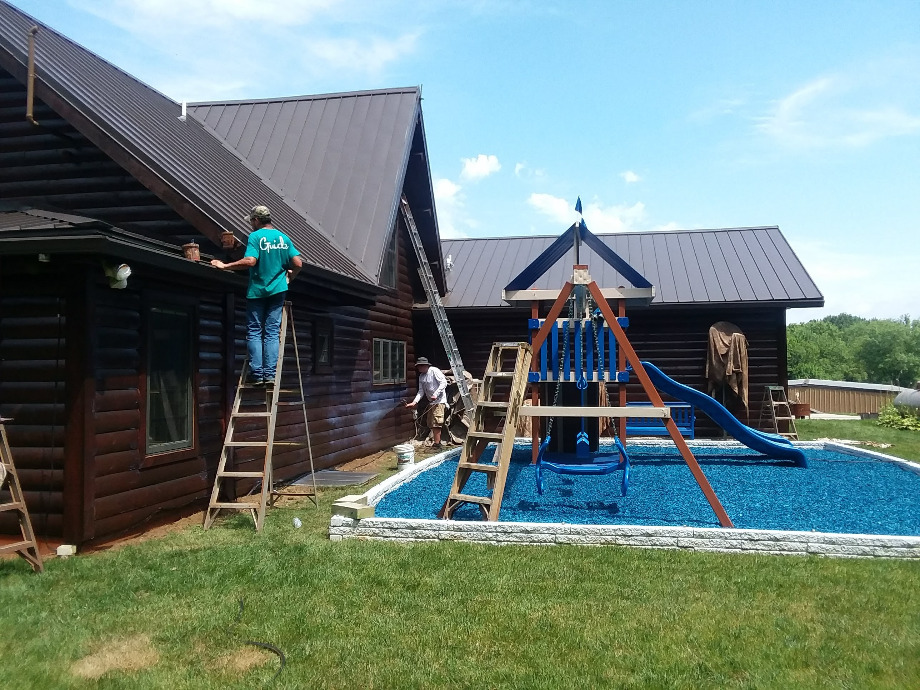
[425,402,447,428]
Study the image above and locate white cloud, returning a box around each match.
[758,64,920,149]
[527,193,578,227]
[514,162,526,177]
[433,177,470,239]
[620,170,640,183]
[67,0,422,100]
[787,240,920,322]
[460,154,501,180]
[527,193,659,233]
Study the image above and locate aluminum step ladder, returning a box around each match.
[400,194,474,412]
[204,302,317,531]
[759,385,798,440]
[0,419,43,573]
[440,342,531,521]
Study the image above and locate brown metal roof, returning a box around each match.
[187,88,423,284]
[441,227,824,309]
[0,2,370,286]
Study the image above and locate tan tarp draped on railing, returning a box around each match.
[706,321,749,409]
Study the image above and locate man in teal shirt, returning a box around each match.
[211,205,303,385]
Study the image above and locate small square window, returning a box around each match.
[372,338,405,385]
[313,318,334,374]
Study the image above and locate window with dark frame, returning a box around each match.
[313,318,334,374]
[380,226,398,288]
[373,338,405,385]
[146,305,194,455]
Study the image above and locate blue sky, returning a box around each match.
[9,0,920,322]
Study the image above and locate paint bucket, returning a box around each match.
[394,443,414,470]
[182,242,200,261]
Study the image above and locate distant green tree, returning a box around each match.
[787,314,920,385]
[787,320,861,380]
[823,313,865,330]
[850,317,920,386]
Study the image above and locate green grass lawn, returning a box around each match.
[3,426,920,689]
[797,418,920,463]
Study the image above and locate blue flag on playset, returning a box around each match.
[574,197,583,214]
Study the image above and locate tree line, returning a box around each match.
[787,314,920,386]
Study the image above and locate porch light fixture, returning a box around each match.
[103,262,132,289]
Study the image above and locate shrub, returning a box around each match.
[877,404,920,432]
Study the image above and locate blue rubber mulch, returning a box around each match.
[374,444,920,536]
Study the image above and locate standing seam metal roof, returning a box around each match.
[187,88,423,284]
[441,227,823,308]
[0,2,369,284]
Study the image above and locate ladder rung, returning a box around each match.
[484,371,514,378]
[477,401,508,408]
[218,471,265,478]
[458,462,498,472]
[0,540,35,554]
[273,441,307,447]
[209,502,260,510]
[232,412,272,418]
[468,431,505,440]
[775,417,795,421]
[449,493,493,505]
[0,501,25,512]
[276,401,305,406]
[225,441,269,447]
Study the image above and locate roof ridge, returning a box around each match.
[443,226,782,242]
[188,86,421,108]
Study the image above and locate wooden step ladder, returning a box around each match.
[0,419,43,573]
[759,385,798,440]
[204,302,317,531]
[440,342,532,521]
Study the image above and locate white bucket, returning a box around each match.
[394,443,415,470]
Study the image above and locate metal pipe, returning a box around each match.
[26,26,39,126]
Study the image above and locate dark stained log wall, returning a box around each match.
[0,278,69,538]
[418,305,789,437]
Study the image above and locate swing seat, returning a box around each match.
[535,437,631,497]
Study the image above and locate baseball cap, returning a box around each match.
[248,205,272,222]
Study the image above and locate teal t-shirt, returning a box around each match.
[244,227,301,299]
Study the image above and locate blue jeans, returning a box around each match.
[247,292,285,380]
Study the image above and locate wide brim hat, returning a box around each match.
[415,357,430,367]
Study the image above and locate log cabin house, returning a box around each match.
[0,4,442,544]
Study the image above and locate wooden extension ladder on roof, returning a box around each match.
[0,419,43,573]
[759,385,798,440]
[439,342,532,521]
[204,302,317,532]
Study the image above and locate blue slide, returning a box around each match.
[640,361,807,466]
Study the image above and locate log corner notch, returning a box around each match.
[26,25,39,126]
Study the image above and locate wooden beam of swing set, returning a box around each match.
[519,406,670,418]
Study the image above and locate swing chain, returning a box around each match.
[545,296,574,440]
[588,295,616,435]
